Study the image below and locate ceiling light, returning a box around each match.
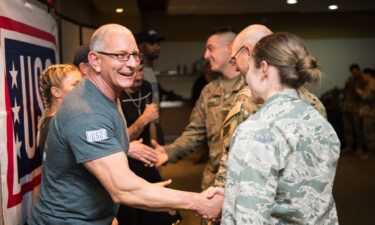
[287,0,298,4]
[115,8,124,13]
[328,5,338,10]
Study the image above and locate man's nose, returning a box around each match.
[203,50,210,61]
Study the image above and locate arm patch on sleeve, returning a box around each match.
[86,128,108,143]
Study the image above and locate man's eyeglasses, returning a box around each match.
[96,51,143,62]
[229,46,246,66]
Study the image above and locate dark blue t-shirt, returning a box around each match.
[29,78,129,225]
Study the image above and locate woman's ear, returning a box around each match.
[261,60,269,78]
[88,52,101,73]
[50,86,62,99]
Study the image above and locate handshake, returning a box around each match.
[154,178,224,222]
[129,139,224,220]
[127,139,171,167]
[195,186,224,221]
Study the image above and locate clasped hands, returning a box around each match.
[196,187,224,221]
[128,140,224,220]
[154,181,224,221]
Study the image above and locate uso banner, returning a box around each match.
[0,0,58,224]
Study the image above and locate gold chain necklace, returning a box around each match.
[125,90,142,115]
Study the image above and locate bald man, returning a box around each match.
[155,27,247,191]
[28,24,222,225]
[214,24,327,190]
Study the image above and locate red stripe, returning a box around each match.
[4,71,16,207]
[7,175,42,208]
[21,174,41,193]
[0,16,56,44]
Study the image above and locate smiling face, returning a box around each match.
[103,30,139,90]
[89,26,140,95]
[203,34,232,73]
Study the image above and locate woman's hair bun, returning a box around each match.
[295,55,321,84]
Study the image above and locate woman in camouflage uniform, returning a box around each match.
[221,32,340,225]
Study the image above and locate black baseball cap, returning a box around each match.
[73,45,89,67]
[135,29,165,44]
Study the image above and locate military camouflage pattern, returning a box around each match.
[357,75,375,117]
[343,76,366,113]
[357,75,375,150]
[214,86,259,189]
[165,75,246,190]
[214,86,327,188]
[221,89,340,225]
[342,76,367,150]
[297,87,327,118]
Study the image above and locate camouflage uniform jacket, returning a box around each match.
[221,89,340,225]
[357,75,375,117]
[214,86,327,188]
[343,76,366,113]
[165,75,245,189]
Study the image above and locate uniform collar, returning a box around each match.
[213,74,245,96]
[263,88,299,107]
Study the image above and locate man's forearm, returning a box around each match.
[117,181,223,220]
[128,116,148,141]
[84,152,222,219]
[118,183,200,212]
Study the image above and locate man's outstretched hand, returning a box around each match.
[151,139,169,167]
[128,139,158,166]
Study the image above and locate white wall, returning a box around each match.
[155,38,375,98]
[82,27,95,45]
[155,42,205,74]
[60,21,95,64]
[61,20,79,64]
[305,38,375,96]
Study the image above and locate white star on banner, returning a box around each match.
[12,98,21,125]
[15,134,23,158]
[9,62,18,89]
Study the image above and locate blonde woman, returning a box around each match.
[37,64,83,157]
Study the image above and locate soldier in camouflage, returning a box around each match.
[154,27,246,191]
[214,86,327,188]
[342,64,366,153]
[213,24,327,190]
[221,32,340,225]
[356,71,375,154]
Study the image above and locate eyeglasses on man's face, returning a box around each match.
[229,46,246,66]
[96,51,143,62]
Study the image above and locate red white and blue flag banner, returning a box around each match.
[0,1,58,224]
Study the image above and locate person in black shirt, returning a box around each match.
[118,63,181,225]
